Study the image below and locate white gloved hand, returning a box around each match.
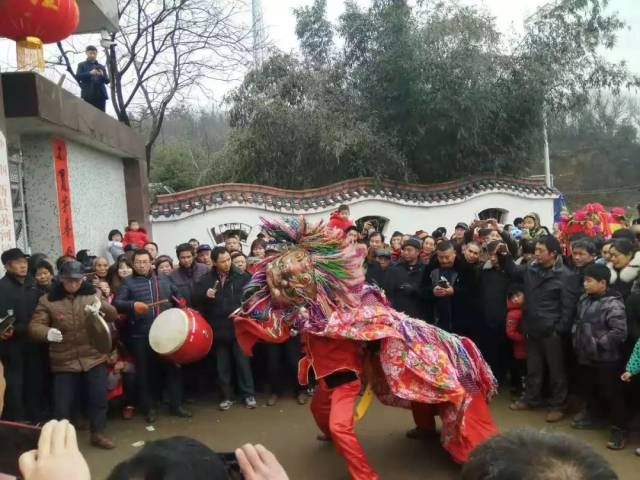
[84,297,101,316]
[47,328,63,343]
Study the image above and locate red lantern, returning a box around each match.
[0,0,79,70]
[0,0,79,43]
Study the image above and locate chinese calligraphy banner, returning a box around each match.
[0,130,16,254]
[52,137,75,256]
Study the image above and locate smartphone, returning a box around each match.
[0,421,41,476]
[218,452,242,478]
[436,278,450,289]
[0,311,15,336]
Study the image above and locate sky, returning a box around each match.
[1,0,638,109]
[260,0,640,72]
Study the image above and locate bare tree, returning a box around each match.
[56,0,252,174]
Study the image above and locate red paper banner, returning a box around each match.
[52,137,75,256]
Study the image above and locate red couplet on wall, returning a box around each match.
[52,138,75,256]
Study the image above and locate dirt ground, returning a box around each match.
[80,393,639,480]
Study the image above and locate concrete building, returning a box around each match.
[0,0,148,263]
[150,177,560,254]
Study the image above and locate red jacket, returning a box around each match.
[327,211,354,232]
[123,227,150,248]
[505,299,526,359]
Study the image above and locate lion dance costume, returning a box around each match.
[233,217,497,479]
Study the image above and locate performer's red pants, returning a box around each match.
[411,393,497,464]
[311,378,379,480]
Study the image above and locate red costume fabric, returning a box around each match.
[311,378,379,480]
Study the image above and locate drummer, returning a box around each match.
[30,261,118,449]
[113,248,192,423]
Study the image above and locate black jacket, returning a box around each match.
[479,263,511,330]
[500,254,579,338]
[385,261,428,321]
[76,60,109,101]
[193,267,250,343]
[0,273,40,356]
[113,272,181,337]
[572,289,627,365]
[365,261,392,291]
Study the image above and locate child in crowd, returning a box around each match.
[106,346,136,420]
[505,284,526,398]
[97,280,114,303]
[107,229,125,261]
[571,263,628,449]
[123,219,150,248]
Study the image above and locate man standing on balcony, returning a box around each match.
[76,45,110,112]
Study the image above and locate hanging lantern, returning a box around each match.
[0,0,80,71]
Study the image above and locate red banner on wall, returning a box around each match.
[52,137,75,256]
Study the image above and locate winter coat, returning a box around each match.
[365,261,393,291]
[572,290,627,365]
[106,241,124,262]
[122,227,150,248]
[170,262,210,307]
[500,254,580,338]
[608,251,640,300]
[0,273,40,356]
[479,264,510,330]
[505,299,526,359]
[626,338,640,375]
[522,212,551,240]
[193,267,250,343]
[29,282,117,373]
[385,260,429,321]
[76,60,109,101]
[326,211,354,232]
[113,272,182,337]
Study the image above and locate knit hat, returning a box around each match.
[402,237,422,250]
[375,248,391,258]
[583,263,611,284]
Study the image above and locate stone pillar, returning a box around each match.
[21,135,63,258]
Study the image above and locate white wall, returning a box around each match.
[66,139,129,259]
[22,135,62,257]
[151,191,555,256]
[21,135,129,260]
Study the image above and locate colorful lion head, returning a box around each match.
[240,216,367,331]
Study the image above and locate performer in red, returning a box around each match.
[234,217,497,479]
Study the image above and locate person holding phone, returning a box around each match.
[0,248,40,423]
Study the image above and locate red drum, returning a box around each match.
[149,308,213,364]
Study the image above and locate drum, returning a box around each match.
[149,308,213,364]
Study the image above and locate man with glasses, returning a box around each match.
[114,249,191,423]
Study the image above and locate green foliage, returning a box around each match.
[156,0,638,191]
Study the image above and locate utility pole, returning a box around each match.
[252,0,265,68]
[542,110,552,188]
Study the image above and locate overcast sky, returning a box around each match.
[260,0,640,72]
[1,0,638,108]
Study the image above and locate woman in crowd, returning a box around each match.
[390,231,403,262]
[421,235,435,264]
[608,238,640,299]
[106,256,133,294]
[34,260,54,295]
[155,255,174,276]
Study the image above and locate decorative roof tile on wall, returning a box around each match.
[150,176,559,219]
